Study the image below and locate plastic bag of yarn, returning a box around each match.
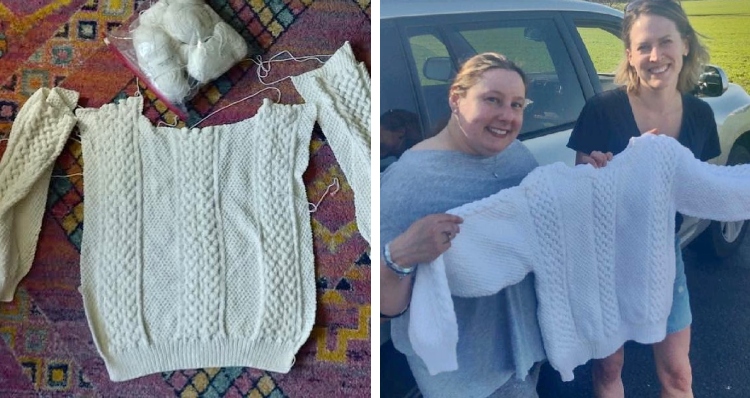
[104,0,249,119]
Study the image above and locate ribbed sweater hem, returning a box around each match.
[104,338,300,381]
[553,319,668,381]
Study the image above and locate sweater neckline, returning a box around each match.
[403,147,511,179]
[618,87,686,141]
[130,95,307,133]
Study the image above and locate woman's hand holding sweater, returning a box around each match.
[380,213,463,320]
[388,213,464,268]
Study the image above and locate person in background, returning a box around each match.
[380,52,546,398]
[380,109,421,171]
[567,1,718,397]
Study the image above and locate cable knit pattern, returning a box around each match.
[253,102,305,342]
[592,166,619,339]
[411,134,750,380]
[0,87,78,301]
[292,41,371,244]
[524,168,578,370]
[76,94,317,381]
[84,96,146,354]
[176,127,225,341]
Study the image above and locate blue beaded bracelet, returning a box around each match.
[383,242,415,277]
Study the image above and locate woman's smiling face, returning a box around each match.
[450,68,526,157]
[627,13,689,92]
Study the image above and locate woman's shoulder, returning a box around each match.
[380,149,450,185]
[576,87,629,123]
[682,92,714,114]
[500,140,539,168]
[587,86,629,108]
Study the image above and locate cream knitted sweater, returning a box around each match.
[411,134,750,380]
[76,94,319,381]
[292,42,371,244]
[0,42,370,381]
[0,88,79,301]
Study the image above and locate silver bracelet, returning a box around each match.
[384,241,416,277]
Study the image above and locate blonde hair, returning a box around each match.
[450,53,527,99]
[615,0,709,94]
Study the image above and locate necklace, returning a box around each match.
[492,153,500,179]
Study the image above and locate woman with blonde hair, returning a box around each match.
[380,52,546,398]
[567,1,718,396]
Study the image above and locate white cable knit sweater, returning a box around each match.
[0,42,369,381]
[0,88,79,301]
[411,134,750,381]
[292,42,371,244]
[76,94,318,381]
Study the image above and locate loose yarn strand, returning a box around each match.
[251,50,331,86]
[52,172,84,179]
[308,177,340,213]
[157,114,180,128]
[190,86,282,128]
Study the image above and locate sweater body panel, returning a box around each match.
[77,96,317,380]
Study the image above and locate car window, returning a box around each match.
[461,27,555,74]
[399,17,587,139]
[574,24,623,91]
[409,33,450,87]
[381,20,425,172]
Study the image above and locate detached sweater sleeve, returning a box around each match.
[292,42,371,244]
[409,186,536,375]
[0,87,79,301]
[674,143,750,221]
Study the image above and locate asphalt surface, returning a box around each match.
[537,231,750,398]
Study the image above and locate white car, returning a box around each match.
[381,0,750,259]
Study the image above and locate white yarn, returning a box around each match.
[252,51,330,86]
[203,3,225,25]
[127,0,247,103]
[133,24,174,64]
[137,1,168,27]
[187,22,248,83]
[178,43,191,65]
[132,24,192,102]
[162,3,215,44]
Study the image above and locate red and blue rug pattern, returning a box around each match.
[0,0,371,396]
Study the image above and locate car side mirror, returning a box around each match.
[423,57,454,82]
[696,65,728,97]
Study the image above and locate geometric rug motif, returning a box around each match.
[0,0,371,396]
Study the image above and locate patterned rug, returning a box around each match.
[0,0,371,396]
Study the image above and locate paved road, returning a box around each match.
[538,230,750,398]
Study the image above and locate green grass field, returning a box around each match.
[682,0,750,91]
[603,0,750,90]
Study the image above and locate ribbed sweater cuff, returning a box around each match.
[104,338,299,381]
